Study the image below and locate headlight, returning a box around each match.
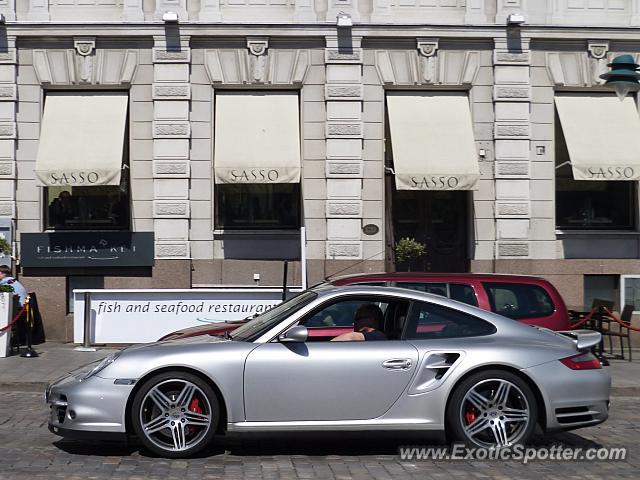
[75,351,122,381]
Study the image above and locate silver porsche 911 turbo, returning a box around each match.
[46,285,610,458]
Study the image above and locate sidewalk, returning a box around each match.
[0,342,638,394]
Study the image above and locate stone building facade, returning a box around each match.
[1,1,640,340]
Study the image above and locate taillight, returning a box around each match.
[560,352,602,370]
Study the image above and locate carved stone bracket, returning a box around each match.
[247,37,269,83]
[588,41,609,85]
[417,38,439,58]
[247,37,269,57]
[74,37,96,83]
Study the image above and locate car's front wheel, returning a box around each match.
[131,372,219,458]
[447,370,537,448]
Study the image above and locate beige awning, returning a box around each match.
[214,92,301,184]
[555,94,640,181]
[35,93,128,187]
[386,92,479,191]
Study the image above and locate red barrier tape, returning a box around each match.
[0,304,27,334]
[602,306,640,333]
[570,306,640,333]
[569,308,597,329]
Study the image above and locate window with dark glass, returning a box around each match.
[215,184,300,230]
[42,102,130,231]
[396,282,478,307]
[483,282,554,320]
[405,301,495,340]
[555,110,635,230]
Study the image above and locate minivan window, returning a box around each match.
[396,282,478,307]
[483,282,555,320]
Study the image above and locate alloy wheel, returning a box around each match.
[138,378,213,453]
[459,378,531,448]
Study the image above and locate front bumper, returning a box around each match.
[523,361,611,432]
[46,373,135,435]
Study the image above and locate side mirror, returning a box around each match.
[278,325,308,343]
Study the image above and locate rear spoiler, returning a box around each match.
[556,329,602,351]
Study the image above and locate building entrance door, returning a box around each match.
[390,190,469,273]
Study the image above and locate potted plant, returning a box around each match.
[394,237,426,272]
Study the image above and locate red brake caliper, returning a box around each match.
[465,403,477,424]
[187,398,202,434]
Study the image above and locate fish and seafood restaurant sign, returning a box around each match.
[73,288,288,344]
[20,232,154,268]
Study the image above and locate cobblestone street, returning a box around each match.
[0,390,637,479]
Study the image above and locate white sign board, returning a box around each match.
[73,288,289,344]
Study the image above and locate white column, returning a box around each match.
[0,36,16,240]
[631,0,640,25]
[26,0,49,21]
[324,35,364,262]
[493,37,533,261]
[122,0,144,21]
[152,35,192,260]
[496,0,527,24]
[199,0,222,22]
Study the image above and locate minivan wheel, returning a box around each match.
[131,372,219,458]
[447,370,537,448]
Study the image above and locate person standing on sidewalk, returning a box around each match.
[0,266,27,307]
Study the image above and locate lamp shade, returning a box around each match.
[600,54,640,100]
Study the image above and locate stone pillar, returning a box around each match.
[152,36,192,261]
[26,0,49,21]
[294,0,316,22]
[496,0,527,23]
[493,37,532,261]
[324,36,364,264]
[631,0,640,26]
[122,0,144,21]
[0,37,16,236]
[155,0,188,20]
[199,0,222,22]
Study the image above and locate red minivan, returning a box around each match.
[159,273,570,340]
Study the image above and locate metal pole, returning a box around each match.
[282,260,288,302]
[75,291,96,352]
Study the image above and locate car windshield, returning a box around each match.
[229,291,318,342]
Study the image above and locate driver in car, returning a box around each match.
[331,304,387,341]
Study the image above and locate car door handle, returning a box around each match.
[382,359,412,370]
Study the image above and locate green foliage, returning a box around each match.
[0,237,10,255]
[0,284,14,293]
[394,237,426,264]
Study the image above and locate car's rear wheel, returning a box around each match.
[131,372,219,458]
[447,370,537,448]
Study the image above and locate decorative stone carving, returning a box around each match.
[588,41,610,85]
[325,85,363,100]
[0,123,15,139]
[495,162,530,177]
[153,122,191,138]
[327,242,362,259]
[495,124,529,138]
[327,201,362,217]
[326,161,363,177]
[326,122,363,138]
[497,242,529,258]
[0,202,14,217]
[0,86,16,101]
[0,162,14,177]
[154,201,189,217]
[74,37,96,83]
[496,201,530,217]
[153,49,191,63]
[494,51,530,65]
[153,84,191,100]
[153,161,190,177]
[494,86,531,101]
[326,49,362,64]
[247,37,269,83]
[417,38,439,58]
[156,243,189,258]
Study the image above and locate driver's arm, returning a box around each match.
[330,331,365,342]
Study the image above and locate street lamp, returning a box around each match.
[600,54,640,101]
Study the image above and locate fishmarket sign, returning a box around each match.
[20,232,154,267]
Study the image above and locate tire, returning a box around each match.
[446,369,538,448]
[131,371,219,458]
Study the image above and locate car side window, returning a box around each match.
[404,301,496,340]
[449,283,478,307]
[305,300,364,327]
[483,282,555,320]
